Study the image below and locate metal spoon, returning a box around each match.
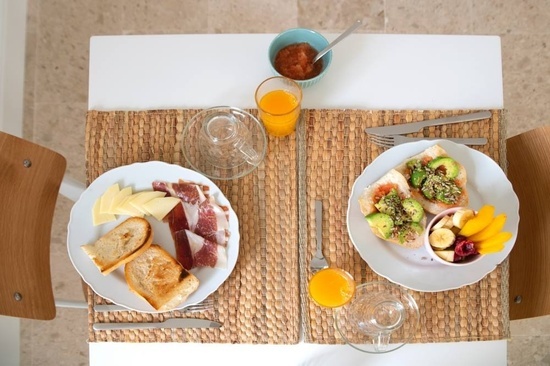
[312,19,363,63]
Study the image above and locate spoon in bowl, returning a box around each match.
[313,19,363,64]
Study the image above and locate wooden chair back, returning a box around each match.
[507,126,550,320]
[0,132,66,320]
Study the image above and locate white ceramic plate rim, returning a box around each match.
[67,161,239,312]
[346,140,520,292]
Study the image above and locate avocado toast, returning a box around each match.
[395,144,469,215]
[358,169,426,249]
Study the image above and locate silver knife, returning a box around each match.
[364,111,492,135]
[93,318,221,331]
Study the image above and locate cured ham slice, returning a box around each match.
[185,230,227,269]
[193,198,230,247]
[174,229,194,270]
[152,179,230,270]
[153,180,207,205]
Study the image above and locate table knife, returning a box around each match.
[93,318,221,331]
[364,111,492,135]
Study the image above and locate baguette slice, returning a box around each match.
[125,244,200,311]
[81,217,153,275]
[358,169,426,249]
[394,144,469,214]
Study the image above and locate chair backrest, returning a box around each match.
[0,131,66,320]
[507,125,550,320]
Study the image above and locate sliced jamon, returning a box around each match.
[167,201,189,233]
[185,230,227,269]
[153,180,207,205]
[174,229,194,270]
[194,197,230,247]
[152,179,230,270]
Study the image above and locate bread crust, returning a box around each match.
[358,169,426,249]
[81,217,153,275]
[125,244,200,311]
[394,145,469,215]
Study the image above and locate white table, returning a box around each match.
[88,33,506,366]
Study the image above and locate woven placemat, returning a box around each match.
[298,109,510,344]
[85,109,299,344]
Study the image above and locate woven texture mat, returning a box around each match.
[298,109,510,344]
[85,110,299,344]
[85,108,509,344]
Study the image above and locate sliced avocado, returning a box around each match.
[427,157,459,179]
[410,169,427,188]
[421,184,435,199]
[365,213,394,239]
[409,222,424,235]
[436,191,454,204]
[402,198,424,222]
[406,159,420,169]
[374,188,398,215]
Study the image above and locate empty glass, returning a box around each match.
[334,281,419,353]
[198,110,261,168]
[182,107,267,180]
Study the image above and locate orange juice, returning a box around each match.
[308,268,356,308]
[258,89,300,137]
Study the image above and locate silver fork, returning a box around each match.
[368,134,488,148]
[94,297,214,313]
[310,200,329,273]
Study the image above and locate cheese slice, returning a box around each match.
[116,195,145,217]
[92,198,116,226]
[99,184,120,214]
[142,197,181,221]
[129,191,167,215]
[109,186,133,214]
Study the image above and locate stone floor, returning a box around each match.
[21,0,550,365]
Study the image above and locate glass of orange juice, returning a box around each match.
[308,268,356,308]
[255,76,302,137]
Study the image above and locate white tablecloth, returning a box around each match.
[88,33,506,366]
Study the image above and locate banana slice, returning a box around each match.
[434,250,455,262]
[429,228,456,249]
[452,208,475,229]
[432,215,453,230]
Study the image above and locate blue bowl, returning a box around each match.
[268,28,332,88]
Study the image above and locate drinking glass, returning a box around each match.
[334,281,419,353]
[255,76,302,137]
[182,106,266,180]
[308,268,356,308]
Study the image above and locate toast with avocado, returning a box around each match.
[81,217,153,275]
[125,244,200,311]
[358,169,426,249]
[394,144,469,215]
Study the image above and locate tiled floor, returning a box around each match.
[21,0,549,365]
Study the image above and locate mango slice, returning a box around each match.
[475,231,513,250]
[458,204,495,237]
[477,243,505,254]
[468,213,507,242]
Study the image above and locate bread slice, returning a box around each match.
[359,169,410,217]
[358,169,426,249]
[394,144,469,214]
[81,217,153,275]
[125,244,200,311]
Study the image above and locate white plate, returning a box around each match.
[67,161,239,312]
[346,140,519,292]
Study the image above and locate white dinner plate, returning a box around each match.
[346,140,519,292]
[67,161,239,312]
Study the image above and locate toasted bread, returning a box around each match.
[358,169,426,249]
[125,244,200,311]
[394,144,469,214]
[81,217,153,275]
